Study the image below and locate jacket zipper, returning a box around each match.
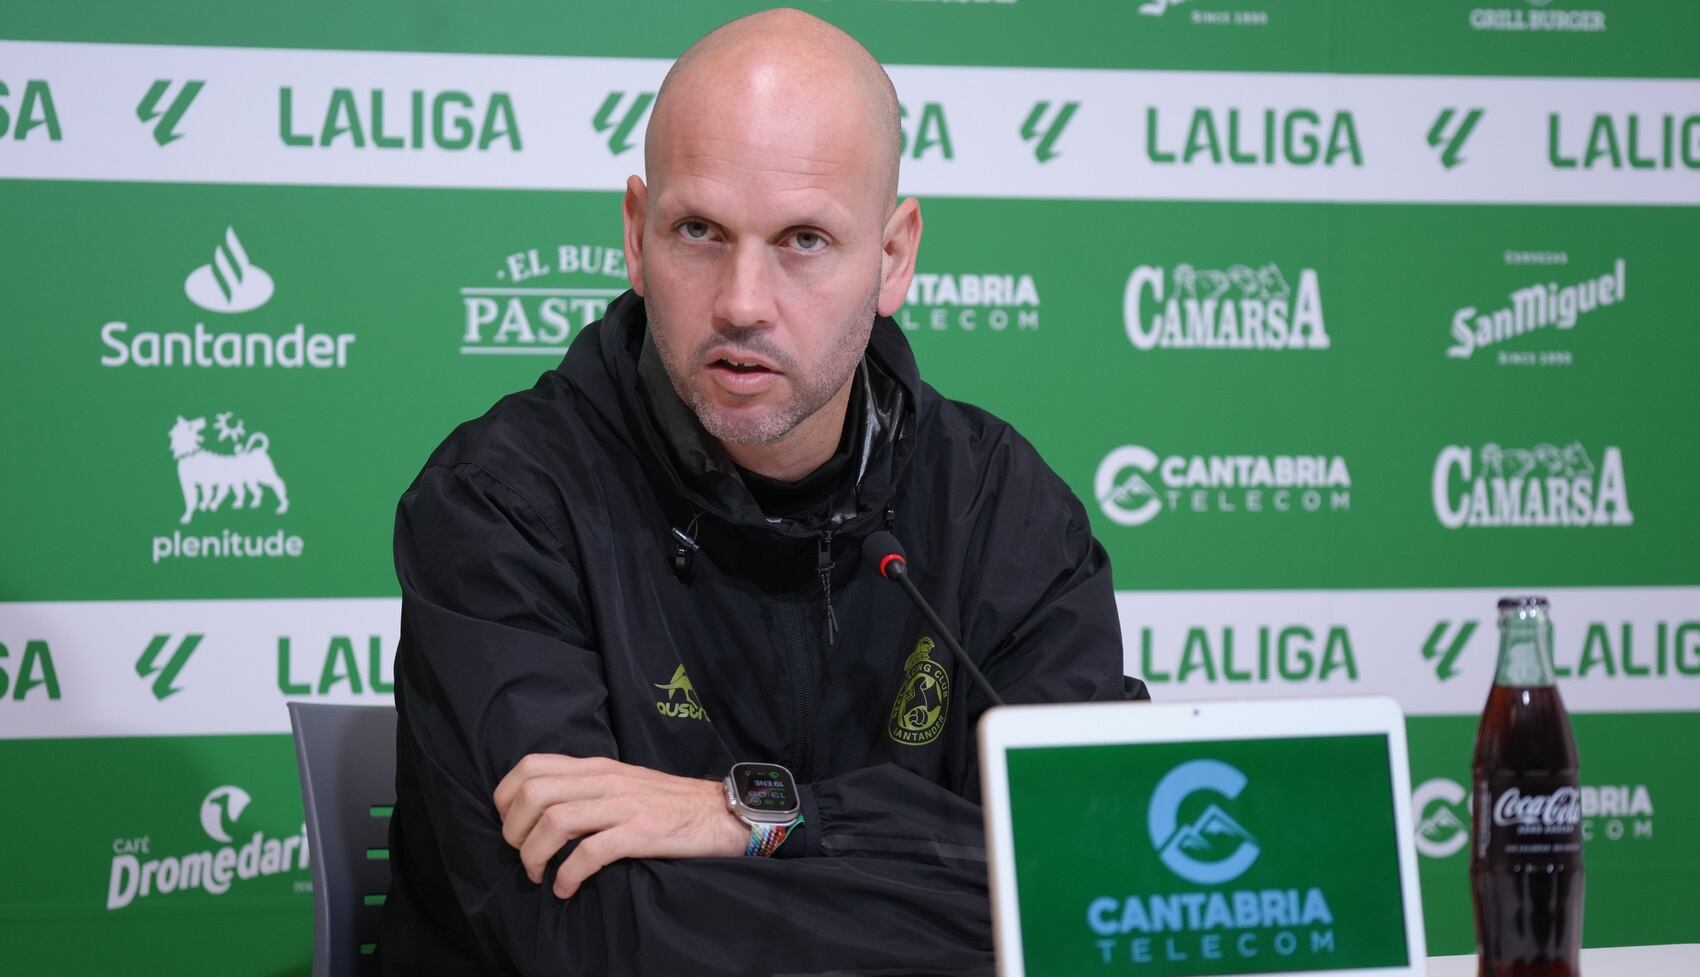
[816,530,839,646]
[780,605,815,783]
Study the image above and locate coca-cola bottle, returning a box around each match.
[1471,597,1584,977]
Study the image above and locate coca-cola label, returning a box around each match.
[1475,778,1584,862]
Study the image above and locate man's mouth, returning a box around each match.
[709,356,777,375]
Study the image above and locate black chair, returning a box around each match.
[288,702,397,977]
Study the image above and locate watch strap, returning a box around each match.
[743,814,803,857]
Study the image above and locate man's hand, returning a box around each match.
[493,755,750,899]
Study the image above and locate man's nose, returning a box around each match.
[714,241,778,331]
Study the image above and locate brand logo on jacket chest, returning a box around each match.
[888,637,950,746]
[654,664,709,723]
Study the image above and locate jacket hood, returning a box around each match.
[562,290,919,542]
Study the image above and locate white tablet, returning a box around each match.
[979,696,1427,977]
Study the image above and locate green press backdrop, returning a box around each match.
[1,1,1697,973]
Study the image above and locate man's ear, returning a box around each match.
[622,175,648,296]
[876,198,923,318]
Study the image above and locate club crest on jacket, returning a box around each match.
[888,637,950,746]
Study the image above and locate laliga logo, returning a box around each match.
[199,785,252,843]
[1096,446,1162,527]
[184,227,274,313]
[1149,759,1261,885]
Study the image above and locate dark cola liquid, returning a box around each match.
[1471,684,1584,977]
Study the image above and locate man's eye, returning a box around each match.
[680,221,711,240]
[792,230,826,253]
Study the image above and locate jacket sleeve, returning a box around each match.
[392,463,997,977]
[775,451,1127,865]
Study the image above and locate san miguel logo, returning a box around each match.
[888,637,950,746]
[154,411,304,565]
[1446,257,1626,363]
[1432,442,1632,529]
[1123,263,1330,351]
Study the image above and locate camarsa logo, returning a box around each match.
[1432,442,1633,529]
[1123,263,1329,351]
[888,637,950,746]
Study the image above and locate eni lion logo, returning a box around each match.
[169,412,290,525]
[888,637,950,746]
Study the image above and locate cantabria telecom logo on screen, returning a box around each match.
[1088,759,1337,966]
[1124,263,1330,351]
[153,410,305,564]
[107,785,309,911]
[1432,442,1632,529]
[101,226,355,369]
[1096,446,1351,527]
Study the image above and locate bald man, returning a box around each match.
[381,10,1136,976]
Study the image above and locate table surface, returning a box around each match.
[1426,943,1699,976]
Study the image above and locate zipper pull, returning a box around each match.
[817,530,838,646]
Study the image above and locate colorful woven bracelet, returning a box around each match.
[744,814,803,857]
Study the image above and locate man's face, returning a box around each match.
[627,94,889,447]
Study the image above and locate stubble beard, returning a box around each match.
[647,280,880,447]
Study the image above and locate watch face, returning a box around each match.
[731,763,798,813]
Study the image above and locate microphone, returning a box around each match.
[862,531,1004,708]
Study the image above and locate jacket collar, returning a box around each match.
[570,290,917,541]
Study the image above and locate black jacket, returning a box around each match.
[379,292,1137,976]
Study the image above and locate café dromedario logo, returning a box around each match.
[132,228,320,564]
[108,784,309,911]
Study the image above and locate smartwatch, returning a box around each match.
[723,761,804,857]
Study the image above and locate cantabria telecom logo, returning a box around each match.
[1448,257,1626,365]
[107,785,309,911]
[898,272,1040,334]
[101,226,356,369]
[1412,777,1655,859]
[1096,446,1351,527]
[1124,263,1330,350]
[1432,442,1632,529]
[154,411,304,564]
[460,244,627,355]
[1088,759,1337,966]
[1150,760,1261,885]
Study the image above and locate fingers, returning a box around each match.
[494,754,617,816]
[499,773,621,849]
[554,826,638,900]
[519,800,624,884]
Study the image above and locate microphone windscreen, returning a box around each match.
[861,531,906,575]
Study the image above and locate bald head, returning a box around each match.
[645,8,902,209]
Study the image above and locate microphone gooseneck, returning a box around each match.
[862,531,1005,708]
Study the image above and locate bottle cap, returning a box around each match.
[1496,596,1550,613]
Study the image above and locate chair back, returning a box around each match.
[288,702,397,977]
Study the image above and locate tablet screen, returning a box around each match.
[1005,733,1410,976]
